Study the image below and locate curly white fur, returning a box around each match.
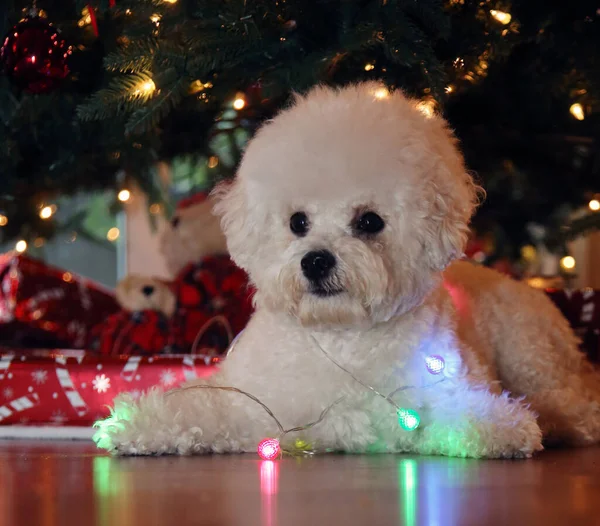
[97,83,600,459]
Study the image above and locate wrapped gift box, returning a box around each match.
[0,349,215,426]
[0,253,120,349]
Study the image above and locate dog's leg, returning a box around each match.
[94,379,279,456]
[409,386,543,458]
[488,286,600,446]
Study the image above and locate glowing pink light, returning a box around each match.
[425,355,445,375]
[29,55,36,63]
[257,438,281,460]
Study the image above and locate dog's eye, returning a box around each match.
[290,212,310,236]
[354,211,385,236]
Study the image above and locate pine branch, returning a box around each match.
[77,72,154,121]
[125,77,189,135]
[104,38,158,73]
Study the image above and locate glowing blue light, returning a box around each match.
[425,355,445,375]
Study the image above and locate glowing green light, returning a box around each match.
[398,459,417,526]
[294,438,310,450]
[93,402,134,451]
[397,408,420,431]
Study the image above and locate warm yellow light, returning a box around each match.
[520,245,537,262]
[107,227,120,242]
[490,10,512,24]
[118,189,131,202]
[0,215,7,226]
[189,80,205,94]
[39,205,54,219]
[570,103,585,121]
[373,87,389,100]
[62,272,73,283]
[133,79,156,98]
[149,203,163,215]
[163,0,178,3]
[15,240,27,253]
[560,255,576,271]
[416,99,436,118]
[126,9,132,14]
[150,13,161,24]
[233,97,246,110]
[207,156,219,169]
[364,63,375,71]
[445,85,454,94]
[589,199,600,211]
[527,277,546,289]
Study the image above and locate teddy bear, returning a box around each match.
[159,192,228,277]
[89,193,253,357]
[116,274,176,318]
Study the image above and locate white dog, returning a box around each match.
[96,83,600,459]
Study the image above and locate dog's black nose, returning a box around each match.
[301,250,337,281]
[142,285,155,297]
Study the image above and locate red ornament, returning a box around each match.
[257,438,281,460]
[1,16,71,93]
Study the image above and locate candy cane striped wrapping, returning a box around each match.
[0,393,39,423]
[0,354,14,380]
[55,356,88,417]
[120,356,142,382]
[56,350,86,365]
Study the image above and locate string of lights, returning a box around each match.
[161,335,448,460]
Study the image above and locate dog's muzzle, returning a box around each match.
[301,250,343,297]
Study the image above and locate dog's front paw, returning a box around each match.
[93,389,213,456]
[482,397,544,459]
[418,391,543,459]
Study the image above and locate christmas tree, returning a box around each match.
[0,0,598,276]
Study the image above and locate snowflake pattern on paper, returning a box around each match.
[92,374,111,393]
[31,369,48,385]
[3,387,14,399]
[160,369,176,387]
[50,411,67,424]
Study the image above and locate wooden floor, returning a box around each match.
[1,441,600,526]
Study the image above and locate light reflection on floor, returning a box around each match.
[3,441,590,526]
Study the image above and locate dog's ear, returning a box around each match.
[212,179,253,271]
[423,121,482,271]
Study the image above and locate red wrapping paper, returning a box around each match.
[0,253,120,348]
[88,255,253,356]
[89,310,174,356]
[171,256,254,352]
[0,349,216,426]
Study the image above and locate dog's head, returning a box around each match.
[116,275,176,317]
[215,83,480,328]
